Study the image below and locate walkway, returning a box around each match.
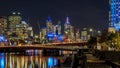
[86,54,110,68]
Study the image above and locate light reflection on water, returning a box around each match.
[0,53,4,68]
[0,53,59,68]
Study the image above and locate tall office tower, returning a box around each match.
[109,0,120,31]
[27,26,33,37]
[64,17,73,42]
[64,17,71,35]
[81,28,88,41]
[70,26,75,42]
[8,12,22,31]
[0,17,7,34]
[56,21,61,35]
[76,29,81,42]
[41,27,47,38]
[46,16,53,33]
[53,25,57,34]
[64,17,71,32]
[15,21,29,40]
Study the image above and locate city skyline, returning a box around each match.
[0,0,109,33]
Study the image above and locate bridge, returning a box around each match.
[0,42,88,52]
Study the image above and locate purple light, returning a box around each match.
[66,17,70,25]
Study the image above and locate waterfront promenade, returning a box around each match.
[1,42,120,68]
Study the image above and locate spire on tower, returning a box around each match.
[65,17,70,25]
[46,16,52,23]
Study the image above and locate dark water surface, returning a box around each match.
[0,50,68,68]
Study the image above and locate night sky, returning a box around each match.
[0,0,109,33]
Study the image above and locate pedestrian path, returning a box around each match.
[86,54,104,63]
[86,54,110,68]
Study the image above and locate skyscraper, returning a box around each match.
[64,17,74,42]
[8,12,21,28]
[56,21,61,35]
[46,16,53,33]
[64,17,71,31]
[0,17,7,34]
[109,0,120,31]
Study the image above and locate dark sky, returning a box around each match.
[0,0,109,33]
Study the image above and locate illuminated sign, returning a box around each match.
[47,33,54,38]
[0,35,5,42]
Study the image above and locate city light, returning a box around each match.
[0,35,5,42]
[48,57,57,67]
[0,53,4,68]
[0,0,115,68]
[110,0,120,31]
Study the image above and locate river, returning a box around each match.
[0,50,74,68]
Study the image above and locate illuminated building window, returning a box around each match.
[110,0,120,31]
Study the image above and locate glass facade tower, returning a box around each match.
[110,0,120,31]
